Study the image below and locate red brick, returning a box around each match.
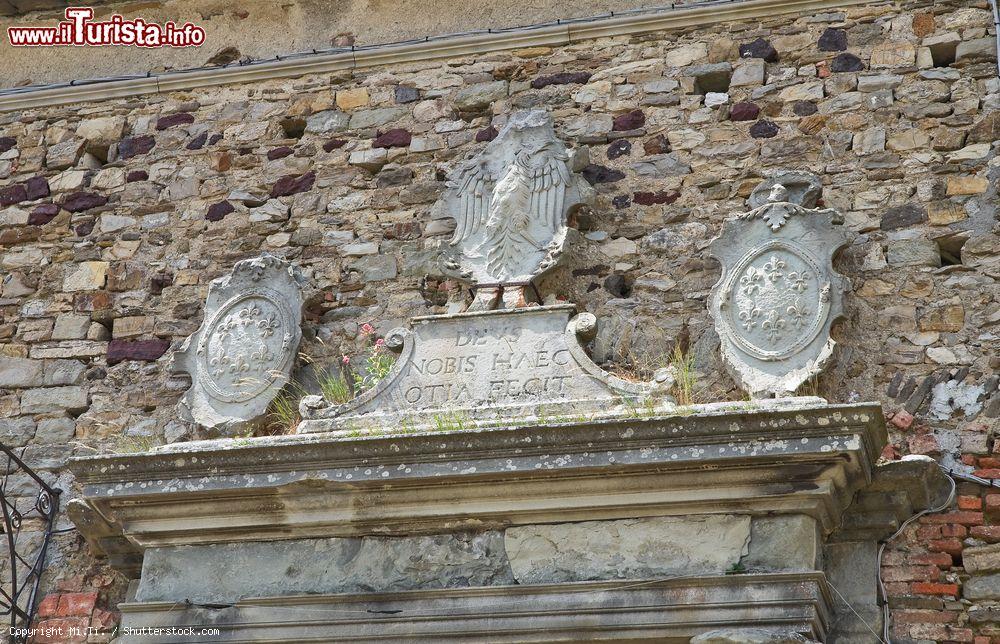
[36,593,60,618]
[90,607,117,630]
[882,551,906,566]
[924,511,983,526]
[909,433,940,455]
[32,617,88,643]
[942,524,968,538]
[974,468,1000,479]
[974,637,990,644]
[971,526,1000,542]
[986,494,1000,512]
[55,575,85,592]
[979,458,1000,469]
[912,581,959,596]
[917,525,943,540]
[885,581,911,597]
[946,627,975,643]
[882,565,940,582]
[56,591,97,617]
[909,623,949,640]
[959,495,984,510]
[893,609,958,624]
[892,409,915,429]
[928,538,964,556]
[962,454,978,466]
[910,552,953,567]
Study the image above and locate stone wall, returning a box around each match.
[0,0,698,87]
[0,0,998,640]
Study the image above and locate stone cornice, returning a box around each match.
[68,400,886,566]
[119,572,834,642]
[0,0,873,113]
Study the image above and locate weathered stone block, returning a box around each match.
[336,87,370,110]
[137,532,514,604]
[43,359,86,386]
[0,417,36,448]
[0,357,44,388]
[946,176,989,195]
[45,139,84,170]
[454,81,508,111]
[20,386,88,414]
[780,82,824,102]
[887,239,940,268]
[51,314,91,340]
[730,59,765,87]
[744,515,820,572]
[305,110,349,133]
[107,339,170,365]
[739,38,778,62]
[270,171,315,198]
[919,303,965,332]
[965,574,1000,600]
[505,516,750,584]
[61,191,108,213]
[956,38,997,63]
[76,116,125,144]
[117,135,155,160]
[62,262,109,292]
[665,42,708,67]
[34,416,75,444]
[155,113,195,130]
[348,148,388,171]
[870,42,916,68]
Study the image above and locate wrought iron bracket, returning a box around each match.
[1,442,61,642]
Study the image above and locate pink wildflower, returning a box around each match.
[342,354,350,365]
[375,338,386,349]
[360,323,375,336]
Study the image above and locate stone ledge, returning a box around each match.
[118,572,833,643]
[0,0,872,112]
[68,401,885,558]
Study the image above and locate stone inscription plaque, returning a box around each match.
[173,254,305,433]
[709,171,849,398]
[299,306,654,432]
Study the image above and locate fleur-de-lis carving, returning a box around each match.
[786,299,810,329]
[739,266,763,296]
[762,309,786,343]
[762,255,786,282]
[738,306,761,331]
[256,314,280,338]
[785,270,809,293]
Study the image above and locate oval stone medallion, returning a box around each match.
[196,291,292,403]
[725,242,828,361]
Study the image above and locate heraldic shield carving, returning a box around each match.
[172,254,306,433]
[708,171,850,398]
[437,109,593,310]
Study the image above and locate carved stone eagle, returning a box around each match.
[437,110,592,309]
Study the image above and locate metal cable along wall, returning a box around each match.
[0,0,750,98]
[0,444,61,643]
[875,464,1000,644]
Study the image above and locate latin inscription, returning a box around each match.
[401,330,576,407]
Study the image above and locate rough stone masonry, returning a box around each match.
[0,0,998,640]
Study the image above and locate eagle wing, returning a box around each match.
[449,161,493,246]
[529,151,571,234]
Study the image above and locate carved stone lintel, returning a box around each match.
[436,110,594,309]
[298,305,665,433]
[172,254,305,433]
[709,171,849,398]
